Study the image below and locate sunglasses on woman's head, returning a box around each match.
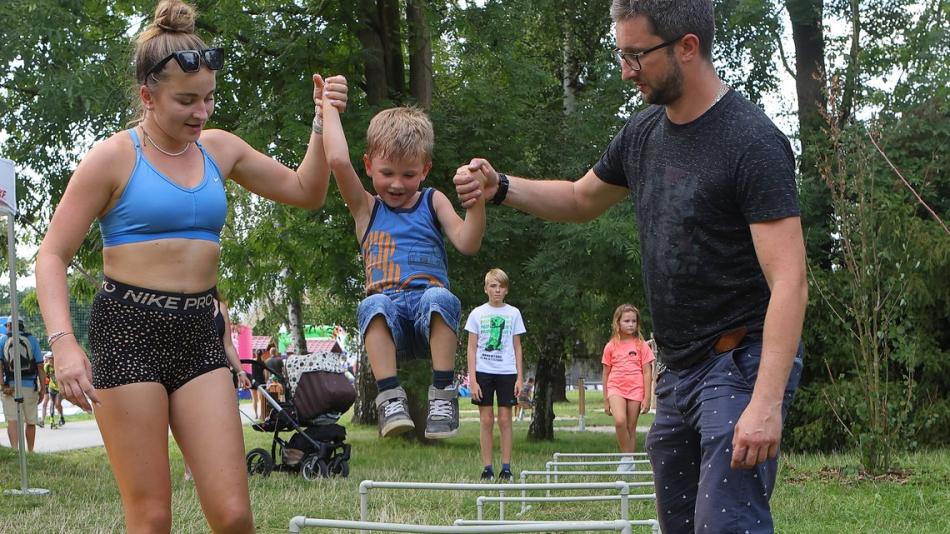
[145,48,224,81]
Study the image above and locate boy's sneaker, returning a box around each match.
[37,419,44,428]
[375,386,415,437]
[59,417,65,426]
[480,467,494,481]
[424,385,459,439]
[498,468,513,481]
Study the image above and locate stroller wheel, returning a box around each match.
[334,459,350,478]
[300,454,329,481]
[328,455,350,478]
[246,448,274,477]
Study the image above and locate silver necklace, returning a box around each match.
[141,127,191,157]
[713,82,730,106]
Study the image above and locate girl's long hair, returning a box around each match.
[611,303,643,340]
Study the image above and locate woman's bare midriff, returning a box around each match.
[102,238,221,293]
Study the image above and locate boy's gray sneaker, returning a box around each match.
[424,385,459,439]
[375,386,415,437]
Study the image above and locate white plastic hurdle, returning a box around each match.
[354,480,636,534]
[553,453,649,459]
[517,473,654,514]
[453,519,661,534]
[289,518,636,533]
[475,492,656,520]
[546,459,653,487]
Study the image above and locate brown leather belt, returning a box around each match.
[713,326,747,354]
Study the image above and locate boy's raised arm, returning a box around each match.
[433,189,485,256]
[323,98,372,225]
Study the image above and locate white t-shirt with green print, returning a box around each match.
[465,303,526,374]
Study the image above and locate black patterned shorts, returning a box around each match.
[88,278,227,393]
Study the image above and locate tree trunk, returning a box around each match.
[552,358,567,402]
[528,333,562,441]
[838,0,861,126]
[787,0,827,162]
[355,0,389,104]
[286,288,308,355]
[381,0,405,98]
[561,17,578,116]
[351,349,379,425]
[407,0,433,109]
[399,359,435,443]
[787,0,831,264]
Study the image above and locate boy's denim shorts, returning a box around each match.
[356,287,461,360]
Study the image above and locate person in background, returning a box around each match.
[39,353,51,428]
[1,319,47,451]
[465,268,526,480]
[250,348,267,419]
[44,354,66,428]
[602,303,654,471]
[516,376,535,422]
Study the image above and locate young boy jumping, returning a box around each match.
[465,268,526,480]
[323,103,486,438]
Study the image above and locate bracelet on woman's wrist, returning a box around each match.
[312,115,323,135]
[47,331,74,347]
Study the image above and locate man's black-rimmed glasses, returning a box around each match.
[612,36,683,71]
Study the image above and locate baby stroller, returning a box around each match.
[242,351,356,480]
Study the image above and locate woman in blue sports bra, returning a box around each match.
[35,1,347,532]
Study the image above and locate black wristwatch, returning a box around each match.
[492,173,509,205]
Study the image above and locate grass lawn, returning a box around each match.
[0,392,947,533]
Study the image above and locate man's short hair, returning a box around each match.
[484,268,510,288]
[610,0,715,60]
[366,106,434,164]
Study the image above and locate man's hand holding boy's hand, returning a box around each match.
[454,158,499,209]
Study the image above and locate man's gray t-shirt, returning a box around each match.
[593,90,799,369]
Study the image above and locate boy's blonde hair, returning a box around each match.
[485,268,510,288]
[366,107,434,163]
[611,303,643,340]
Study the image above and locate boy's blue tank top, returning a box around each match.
[360,188,449,295]
[98,129,227,247]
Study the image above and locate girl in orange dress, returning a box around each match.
[602,304,655,470]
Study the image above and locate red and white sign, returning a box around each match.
[0,158,15,215]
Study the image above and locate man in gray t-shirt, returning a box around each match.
[454,1,806,532]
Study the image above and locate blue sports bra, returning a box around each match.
[99,129,227,247]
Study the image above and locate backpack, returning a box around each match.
[2,333,38,382]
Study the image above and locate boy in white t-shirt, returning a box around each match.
[465,268,526,481]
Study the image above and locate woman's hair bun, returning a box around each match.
[152,0,196,34]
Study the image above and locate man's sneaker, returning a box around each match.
[59,417,65,426]
[498,468,513,481]
[375,386,415,437]
[424,385,459,439]
[480,467,494,481]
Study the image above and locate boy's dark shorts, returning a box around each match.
[472,372,518,407]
